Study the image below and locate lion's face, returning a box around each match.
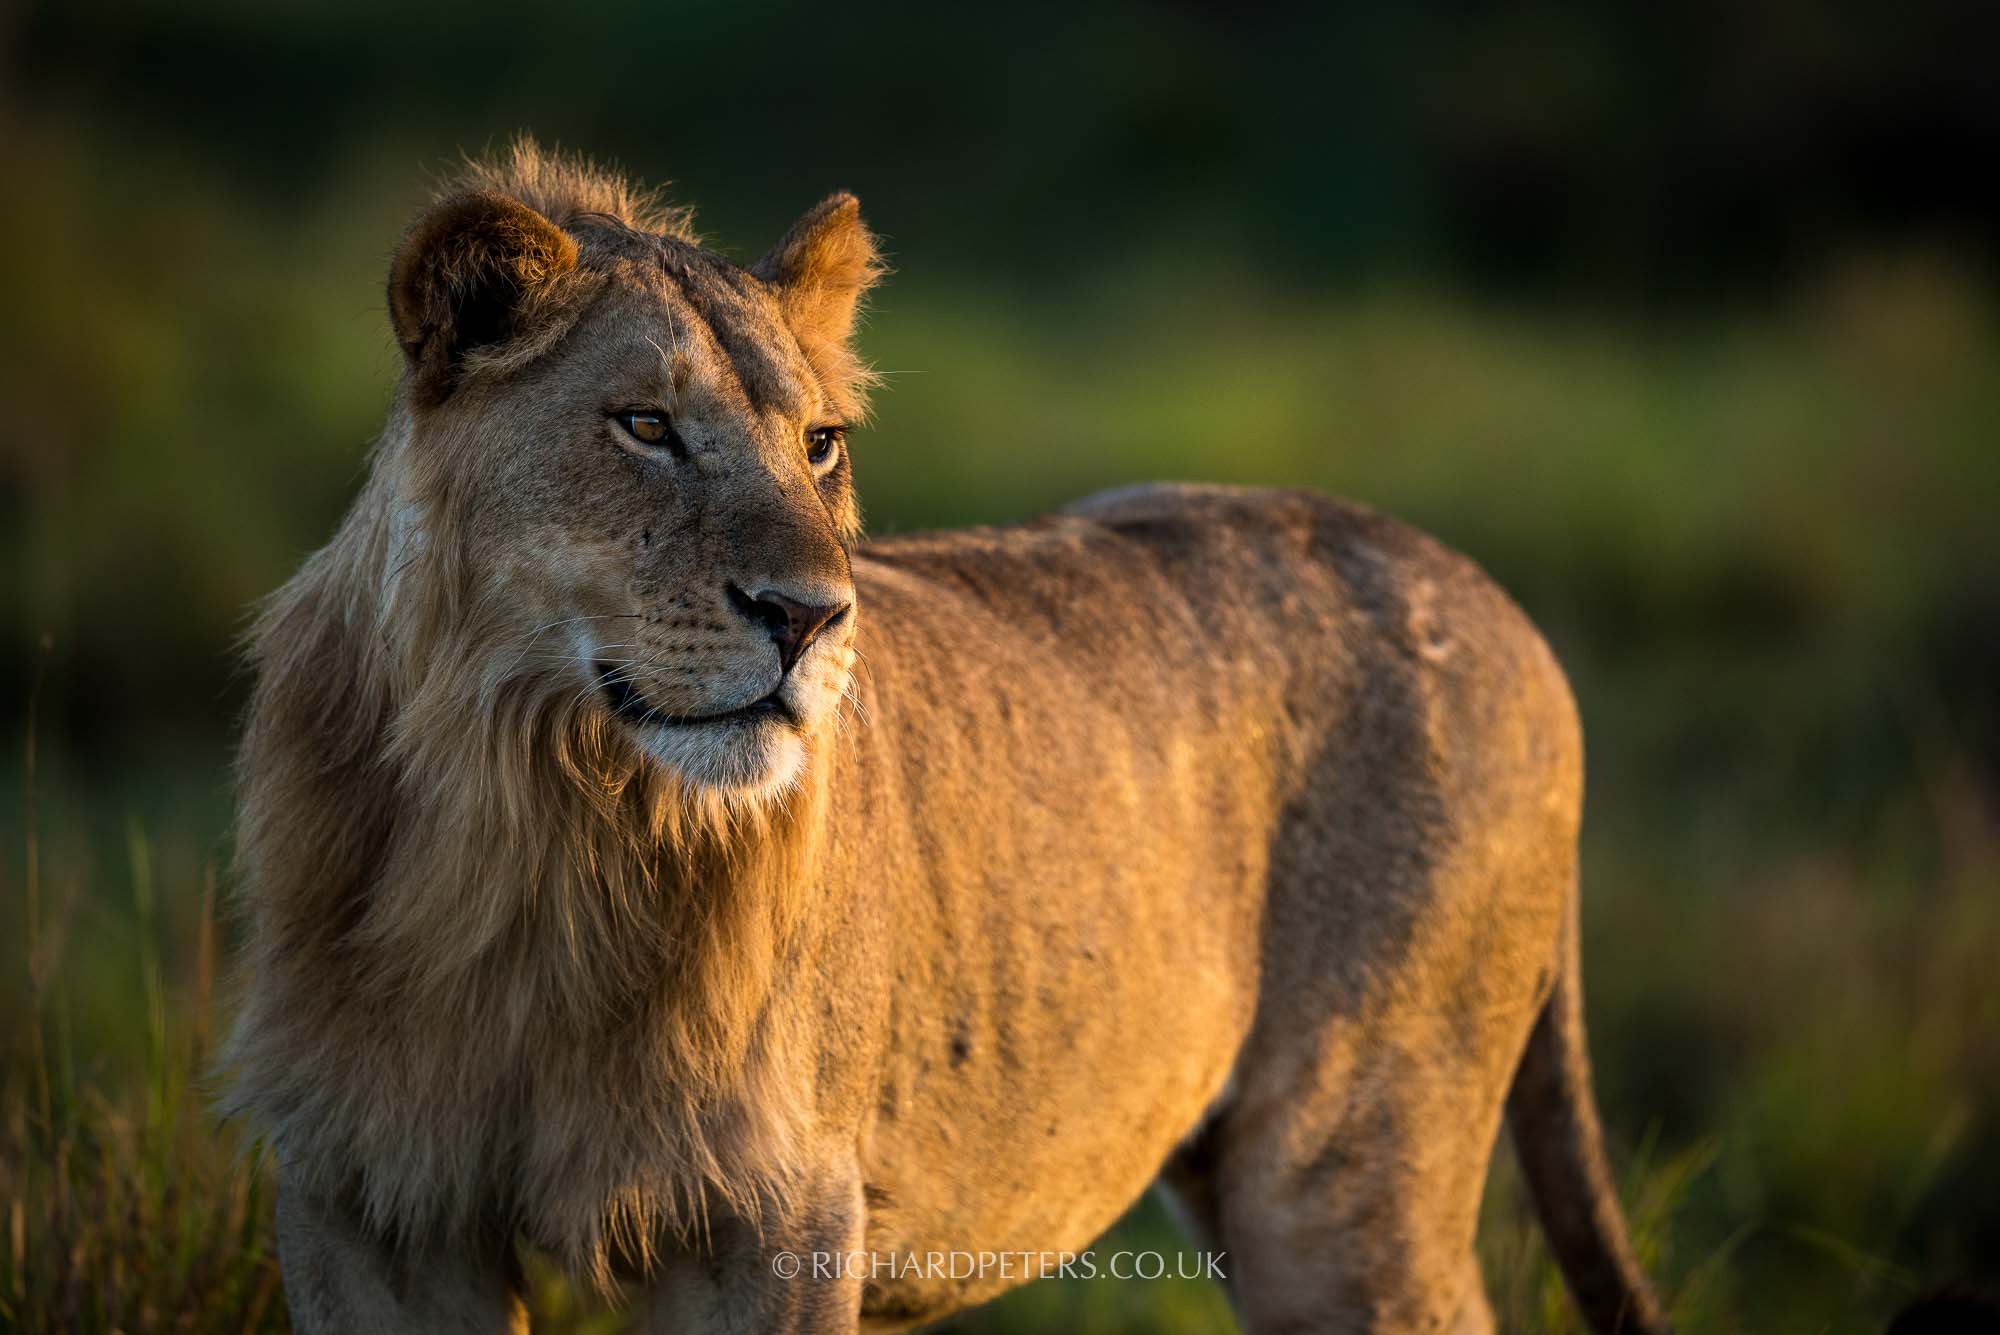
[467,267,859,795]
[387,189,881,797]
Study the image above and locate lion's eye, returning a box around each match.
[806,425,846,473]
[616,411,681,451]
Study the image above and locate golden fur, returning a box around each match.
[227,142,1668,1333]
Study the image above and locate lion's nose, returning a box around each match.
[729,585,850,674]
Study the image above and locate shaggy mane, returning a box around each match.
[448,137,699,241]
[224,441,815,1287]
[224,138,887,1288]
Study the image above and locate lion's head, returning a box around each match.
[377,141,884,799]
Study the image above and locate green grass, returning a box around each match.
[2,714,278,1331]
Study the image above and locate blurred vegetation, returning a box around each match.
[3,1,1998,1331]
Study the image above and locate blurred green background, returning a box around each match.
[3,2,1998,1331]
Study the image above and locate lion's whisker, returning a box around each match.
[500,614,643,676]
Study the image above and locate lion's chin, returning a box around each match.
[629,712,809,803]
[593,663,811,801]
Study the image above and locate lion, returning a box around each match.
[224,139,1669,1334]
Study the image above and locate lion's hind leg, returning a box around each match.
[1179,1034,1510,1335]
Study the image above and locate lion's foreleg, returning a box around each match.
[641,1166,866,1334]
[275,1161,528,1335]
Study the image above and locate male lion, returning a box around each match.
[226,141,1668,1334]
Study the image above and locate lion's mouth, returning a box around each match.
[597,665,792,729]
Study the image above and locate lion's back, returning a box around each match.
[857,480,1582,838]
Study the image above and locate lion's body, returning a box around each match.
[812,485,1586,1328]
[228,144,1665,1333]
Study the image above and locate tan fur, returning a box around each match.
[452,139,701,242]
[227,141,1668,1333]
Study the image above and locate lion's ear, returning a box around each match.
[753,194,884,410]
[388,191,579,400]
